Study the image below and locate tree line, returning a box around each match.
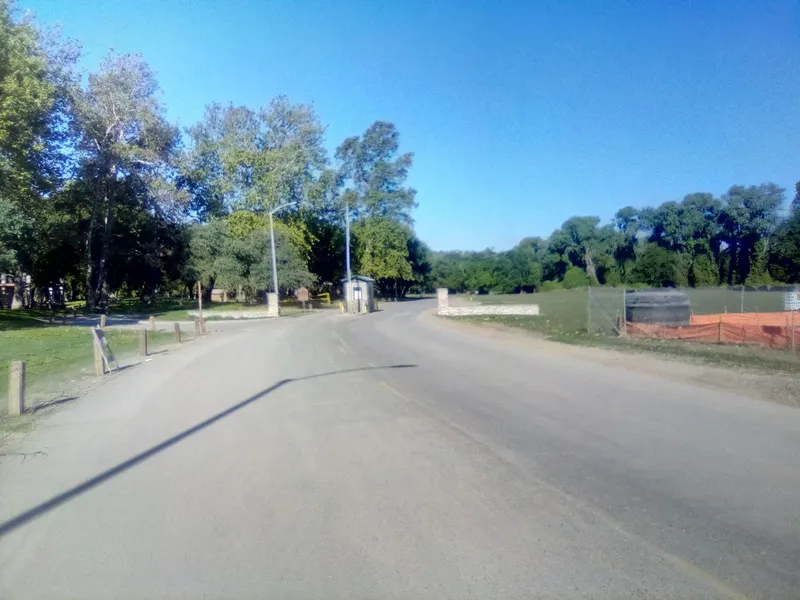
[0,2,429,308]
[430,183,800,294]
[2,2,798,308]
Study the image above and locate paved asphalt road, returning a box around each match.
[1,300,798,599]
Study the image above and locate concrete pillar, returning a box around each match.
[437,288,449,308]
[148,315,156,331]
[174,322,181,343]
[267,292,279,318]
[99,314,107,328]
[8,361,25,416]
[140,328,148,356]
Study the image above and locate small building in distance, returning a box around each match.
[341,275,376,314]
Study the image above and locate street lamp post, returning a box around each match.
[345,201,352,312]
[267,201,297,301]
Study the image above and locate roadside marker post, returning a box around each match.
[8,361,25,417]
[140,328,148,356]
[174,322,181,343]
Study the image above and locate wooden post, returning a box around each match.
[149,315,155,331]
[62,311,68,325]
[139,328,148,356]
[8,361,25,416]
[194,317,201,338]
[197,280,204,325]
[100,314,107,328]
[93,337,104,376]
[174,322,181,343]
[792,310,796,352]
[718,315,723,344]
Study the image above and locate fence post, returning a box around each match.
[8,361,25,417]
[100,314,107,328]
[139,328,148,356]
[174,322,181,343]
[149,315,155,331]
[740,285,744,313]
[194,317,201,338]
[621,288,627,337]
[792,311,796,352]
[587,287,592,334]
[718,315,723,344]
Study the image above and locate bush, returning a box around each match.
[562,266,590,289]
[539,280,563,292]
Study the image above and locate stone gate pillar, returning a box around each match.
[267,292,279,317]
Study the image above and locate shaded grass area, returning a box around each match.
[0,310,182,418]
[454,290,800,374]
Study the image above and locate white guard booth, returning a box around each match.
[342,275,376,314]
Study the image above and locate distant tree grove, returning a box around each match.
[433,183,800,294]
[1,2,798,307]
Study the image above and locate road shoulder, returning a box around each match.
[425,309,800,408]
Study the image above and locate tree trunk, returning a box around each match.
[584,249,599,285]
[84,212,98,309]
[93,190,116,307]
[727,241,737,285]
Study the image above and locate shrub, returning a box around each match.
[562,266,590,289]
[539,280,563,292]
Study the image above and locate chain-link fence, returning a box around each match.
[588,285,800,350]
[587,287,626,336]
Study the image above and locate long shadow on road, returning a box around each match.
[0,364,417,538]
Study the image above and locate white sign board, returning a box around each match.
[353,287,363,300]
[784,292,800,311]
[91,326,120,372]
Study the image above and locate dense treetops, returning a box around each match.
[0,1,797,304]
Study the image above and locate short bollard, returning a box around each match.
[194,317,201,338]
[8,361,26,417]
[148,315,155,331]
[100,314,107,328]
[140,328,148,356]
[174,322,181,343]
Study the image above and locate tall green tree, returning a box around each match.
[718,183,783,284]
[336,121,416,224]
[72,51,184,307]
[0,1,77,304]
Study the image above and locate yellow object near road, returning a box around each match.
[314,292,331,304]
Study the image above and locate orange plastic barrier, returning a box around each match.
[690,312,797,327]
[625,313,799,351]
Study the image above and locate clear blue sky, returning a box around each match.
[22,0,800,251]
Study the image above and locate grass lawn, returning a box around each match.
[0,310,177,415]
[453,289,800,374]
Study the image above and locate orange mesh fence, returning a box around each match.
[690,312,796,327]
[625,313,799,350]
